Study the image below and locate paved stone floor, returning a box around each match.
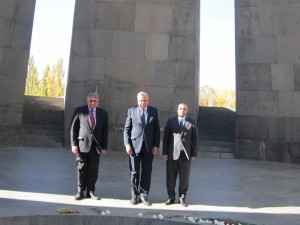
[0,147,299,225]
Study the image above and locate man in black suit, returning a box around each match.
[124,91,160,206]
[163,103,197,207]
[70,92,108,200]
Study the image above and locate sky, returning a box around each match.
[29,0,75,77]
[200,0,235,90]
[30,0,235,90]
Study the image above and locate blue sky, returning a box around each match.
[30,0,235,90]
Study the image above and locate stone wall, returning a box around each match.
[64,0,200,150]
[0,0,35,147]
[235,0,300,163]
[1,0,300,164]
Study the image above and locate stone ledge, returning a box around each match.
[0,206,209,225]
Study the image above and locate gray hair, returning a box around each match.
[137,91,149,99]
[87,92,99,100]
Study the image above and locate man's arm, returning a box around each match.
[123,109,132,146]
[70,107,80,155]
[162,118,171,160]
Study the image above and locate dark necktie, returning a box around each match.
[141,110,146,127]
[90,109,95,128]
[179,119,184,128]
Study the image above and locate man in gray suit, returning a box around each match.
[163,103,197,207]
[70,93,108,200]
[124,91,160,206]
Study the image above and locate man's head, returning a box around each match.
[87,92,99,110]
[137,91,149,110]
[177,103,188,118]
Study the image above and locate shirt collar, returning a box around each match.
[178,116,186,121]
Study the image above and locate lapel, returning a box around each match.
[94,108,99,127]
[146,107,151,125]
[135,107,143,126]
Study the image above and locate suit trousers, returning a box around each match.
[166,152,191,199]
[76,141,100,193]
[129,142,154,198]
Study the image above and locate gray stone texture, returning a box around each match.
[65,0,200,150]
[0,0,35,147]
[236,0,300,163]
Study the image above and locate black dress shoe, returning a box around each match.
[74,192,83,200]
[130,197,138,205]
[165,198,175,205]
[179,197,188,207]
[140,196,152,206]
[87,192,100,200]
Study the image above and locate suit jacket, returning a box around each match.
[70,105,108,153]
[163,116,197,160]
[124,105,160,154]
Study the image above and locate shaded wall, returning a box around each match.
[64,0,200,150]
[0,0,35,146]
[235,0,300,163]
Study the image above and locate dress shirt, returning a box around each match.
[178,116,186,126]
[89,107,96,124]
[139,107,148,125]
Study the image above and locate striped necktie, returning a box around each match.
[90,109,95,128]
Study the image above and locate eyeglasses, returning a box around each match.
[89,100,98,103]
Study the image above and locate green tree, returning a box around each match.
[199,85,236,111]
[47,67,55,97]
[40,65,51,96]
[53,58,65,97]
[25,57,66,97]
[199,85,217,106]
[25,56,39,96]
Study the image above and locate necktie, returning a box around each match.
[90,109,95,128]
[141,110,145,127]
[179,119,184,128]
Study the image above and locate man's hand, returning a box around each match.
[163,155,168,160]
[125,145,133,155]
[71,146,78,156]
[100,149,107,155]
[191,156,196,160]
[152,146,158,155]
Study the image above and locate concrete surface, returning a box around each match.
[0,147,299,225]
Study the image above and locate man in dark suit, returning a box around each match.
[70,92,108,200]
[163,103,197,207]
[124,91,160,206]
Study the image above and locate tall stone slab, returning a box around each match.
[0,0,35,146]
[65,0,200,150]
[235,0,300,163]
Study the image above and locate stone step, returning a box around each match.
[20,134,64,148]
[21,96,65,148]
[20,129,64,136]
[198,139,235,159]
[24,96,64,109]
[198,150,235,159]
[21,123,64,131]
[22,112,64,125]
[200,140,235,147]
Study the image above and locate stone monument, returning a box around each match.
[0,0,299,163]
[64,0,200,151]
